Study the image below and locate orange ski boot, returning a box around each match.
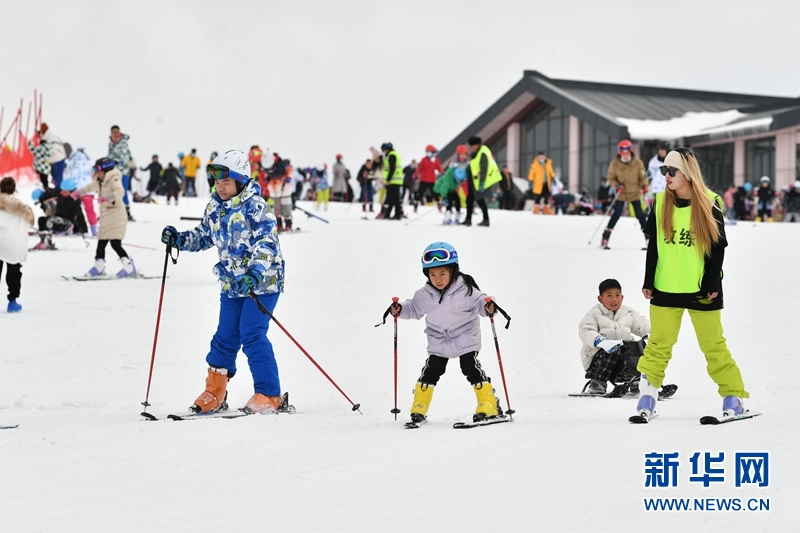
[192,367,229,413]
[244,393,282,414]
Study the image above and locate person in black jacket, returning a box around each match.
[140,155,163,199]
[755,176,775,222]
[159,163,182,205]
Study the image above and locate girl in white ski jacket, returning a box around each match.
[389,241,503,424]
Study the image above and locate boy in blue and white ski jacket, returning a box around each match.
[179,180,284,297]
[163,153,286,415]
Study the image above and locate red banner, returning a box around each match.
[0,132,35,182]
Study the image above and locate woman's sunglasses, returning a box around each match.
[659,166,678,177]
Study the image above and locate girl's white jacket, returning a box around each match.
[0,193,35,264]
[399,276,489,358]
[578,304,650,370]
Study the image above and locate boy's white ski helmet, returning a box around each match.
[211,150,251,182]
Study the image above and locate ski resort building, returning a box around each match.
[439,70,800,195]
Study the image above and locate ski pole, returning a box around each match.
[249,292,362,414]
[141,241,179,420]
[123,242,157,251]
[390,297,400,420]
[587,196,616,246]
[485,297,515,418]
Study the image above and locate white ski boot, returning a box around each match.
[86,259,106,277]
[116,257,137,278]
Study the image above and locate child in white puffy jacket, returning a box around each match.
[577,278,650,395]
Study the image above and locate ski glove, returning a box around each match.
[161,226,182,248]
[594,336,622,354]
[234,271,262,296]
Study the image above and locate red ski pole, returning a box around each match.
[141,242,179,420]
[250,292,362,414]
[485,297,515,419]
[390,297,401,420]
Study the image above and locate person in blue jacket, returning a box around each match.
[161,149,286,414]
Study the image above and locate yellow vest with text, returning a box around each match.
[469,145,502,190]
[654,189,720,293]
[382,150,404,185]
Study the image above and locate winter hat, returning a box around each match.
[663,151,689,179]
[467,136,482,146]
[40,122,49,134]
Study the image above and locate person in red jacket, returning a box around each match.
[415,144,443,212]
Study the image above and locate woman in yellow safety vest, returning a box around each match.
[635,148,749,422]
[465,136,501,227]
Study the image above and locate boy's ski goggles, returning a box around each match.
[422,248,457,265]
[659,166,678,177]
[207,164,248,183]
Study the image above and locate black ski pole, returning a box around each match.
[587,189,618,246]
[249,292,362,414]
[485,297,515,418]
[141,241,179,420]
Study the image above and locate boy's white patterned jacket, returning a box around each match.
[178,181,284,297]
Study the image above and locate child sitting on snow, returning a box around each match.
[389,242,505,425]
[578,278,675,397]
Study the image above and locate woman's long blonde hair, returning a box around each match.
[660,148,721,257]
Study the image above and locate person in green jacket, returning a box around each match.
[635,148,749,421]
[465,136,502,227]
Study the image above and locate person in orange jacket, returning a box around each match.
[528,151,555,214]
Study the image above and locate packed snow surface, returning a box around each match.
[2,196,797,532]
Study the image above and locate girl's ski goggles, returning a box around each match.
[422,248,457,265]
[207,164,247,183]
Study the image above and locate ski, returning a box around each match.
[629,413,659,424]
[453,416,511,429]
[63,274,163,281]
[293,205,329,223]
[404,419,427,429]
[143,392,295,421]
[570,384,678,400]
[700,412,762,425]
[1,425,19,430]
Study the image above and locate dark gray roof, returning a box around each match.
[439,70,798,162]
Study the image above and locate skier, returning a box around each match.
[107,125,134,221]
[160,149,286,414]
[636,148,749,421]
[433,165,467,225]
[415,145,442,211]
[527,151,555,214]
[377,142,404,220]
[266,165,294,232]
[464,136,501,227]
[647,141,670,196]
[389,242,502,424]
[40,123,67,189]
[0,177,34,312]
[72,158,136,278]
[356,158,375,213]
[311,167,330,211]
[159,163,182,206]
[783,180,800,222]
[66,148,98,235]
[755,176,775,222]
[578,278,654,396]
[139,155,163,203]
[600,140,648,249]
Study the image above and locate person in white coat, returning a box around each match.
[40,123,67,189]
[577,278,651,395]
[389,242,503,425]
[0,177,35,312]
[72,158,135,278]
[647,141,670,196]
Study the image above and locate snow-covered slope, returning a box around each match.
[1,196,797,532]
